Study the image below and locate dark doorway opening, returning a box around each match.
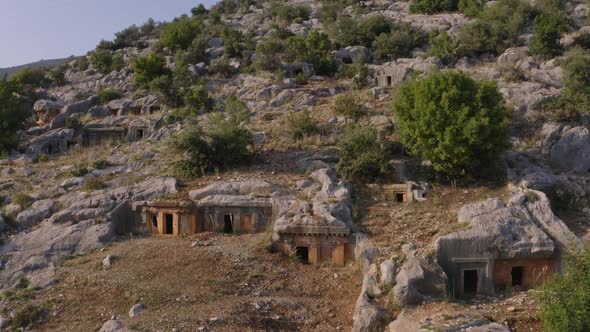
[511,266,524,287]
[395,193,405,203]
[294,69,303,76]
[137,129,144,140]
[224,214,233,234]
[47,144,53,154]
[463,269,478,295]
[295,246,309,263]
[165,214,173,234]
[387,76,392,86]
[151,215,158,229]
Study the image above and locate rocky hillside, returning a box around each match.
[0,0,590,331]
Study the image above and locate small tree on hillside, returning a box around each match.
[392,70,508,176]
[529,14,567,57]
[535,249,590,332]
[336,125,390,183]
[0,78,31,156]
[332,94,369,122]
[132,53,170,88]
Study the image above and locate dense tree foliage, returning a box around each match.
[132,53,170,88]
[336,125,390,182]
[89,49,115,74]
[332,94,368,122]
[548,48,590,121]
[535,249,590,332]
[392,71,509,176]
[171,98,253,177]
[372,23,426,60]
[0,78,31,155]
[410,0,457,14]
[286,30,336,75]
[529,14,567,57]
[458,0,533,55]
[335,15,392,47]
[160,18,203,52]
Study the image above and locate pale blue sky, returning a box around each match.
[0,0,217,67]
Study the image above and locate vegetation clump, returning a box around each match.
[286,109,320,139]
[332,94,369,122]
[392,70,509,177]
[336,125,390,183]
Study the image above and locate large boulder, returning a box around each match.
[33,99,65,123]
[16,199,57,227]
[393,244,447,306]
[334,46,374,64]
[547,126,590,173]
[99,320,130,332]
[50,96,97,129]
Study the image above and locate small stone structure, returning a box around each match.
[80,126,126,147]
[370,57,442,87]
[435,191,581,297]
[384,182,428,203]
[135,198,273,236]
[273,168,356,265]
[33,99,65,125]
[132,169,357,266]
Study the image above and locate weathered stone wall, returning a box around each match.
[493,258,556,290]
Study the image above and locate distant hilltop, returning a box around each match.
[0,57,71,78]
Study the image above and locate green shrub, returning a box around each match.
[573,32,590,50]
[332,94,368,122]
[335,15,392,47]
[209,58,238,78]
[97,88,123,104]
[286,30,336,75]
[295,73,309,85]
[91,159,111,170]
[392,70,509,176]
[132,53,170,88]
[254,38,286,71]
[535,249,590,332]
[458,0,534,55]
[65,117,80,129]
[557,48,590,118]
[427,30,457,63]
[171,105,253,177]
[160,18,202,51]
[12,304,43,329]
[83,177,105,191]
[221,27,248,58]
[113,24,141,49]
[50,64,68,86]
[0,78,31,154]
[90,49,114,74]
[339,62,371,89]
[458,0,484,17]
[372,24,426,60]
[15,277,30,289]
[287,109,319,139]
[183,83,214,115]
[274,4,311,24]
[74,57,89,71]
[174,35,208,65]
[70,165,89,177]
[410,0,457,14]
[192,4,208,16]
[13,193,33,207]
[529,14,567,57]
[336,125,390,182]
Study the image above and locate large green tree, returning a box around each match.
[0,78,31,155]
[392,70,508,176]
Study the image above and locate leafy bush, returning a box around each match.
[83,177,106,191]
[89,49,114,74]
[174,35,208,65]
[209,58,238,78]
[50,64,68,86]
[171,105,253,177]
[335,15,392,47]
[286,30,336,75]
[392,70,509,176]
[74,57,89,71]
[12,304,43,329]
[372,24,426,60]
[339,62,371,89]
[70,165,89,177]
[91,159,111,170]
[427,30,457,63]
[535,249,590,332]
[183,83,214,115]
[529,14,567,57]
[13,193,33,207]
[97,88,122,104]
[274,4,311,24]
[11,67,50,91]
[113,24,141,49]
[221,27,247,58]
[410,0,457,14]
[336,125,390,182]
[287,109,319,139]
[573,32,590,50]
[192,4,208,16]
[254,38,286,71]
[65,117,80,129]
[160,18,202,51]
[458,0,484,17]
[0,78,31,154]
[332,94,369,121]
[132,53,170,88]
[458,0,533,55]
[555,48,590,118]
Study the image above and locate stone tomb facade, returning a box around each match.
[136,200,273,236]
[81,127,126,147]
